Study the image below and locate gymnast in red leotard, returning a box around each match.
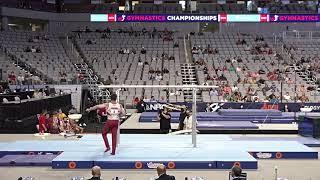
[86,94,125,155]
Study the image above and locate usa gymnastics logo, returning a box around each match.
[147,162,163,169]
[256,152,272,159]
[117,15,126,22]
[270,15,279,22]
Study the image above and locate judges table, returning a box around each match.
[0,94,72,120]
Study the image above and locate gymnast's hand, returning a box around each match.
[86,108,91,112]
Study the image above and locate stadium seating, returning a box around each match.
[190,32,320,103]
[1,28,319,103]
[75,30,184,103]
[0,51,26,81]
[266,3,316,13]
[0,31,77,83]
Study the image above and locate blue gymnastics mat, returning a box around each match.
[0,134,318,170]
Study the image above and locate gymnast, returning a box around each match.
[86,94,125,155]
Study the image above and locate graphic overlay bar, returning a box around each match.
[91,13,320,23]
[91,14,218,22]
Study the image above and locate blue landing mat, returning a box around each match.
[232,136,320,147]
[197,121,258,130]
[0,154,57,166]
[0,135,318,170]
[139,112,295,124]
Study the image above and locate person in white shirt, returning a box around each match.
[283,92,291,102]
[183,110,196,130]
[2,98,9,103]
[31,46,36,53]
[17,73,25,85]
[209,89,218,96]
[155,73,162,81]
[231,84,238,92]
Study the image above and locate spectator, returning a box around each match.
[136,97,145,113]
[36,47,41,53]
[155,73,162,81]
[223,84,232,94]
[31,46,36,53]
[69,106,78,114]
[283,92,291,102]
[209,88,218,96]
[162,68,169,74]
[70,118,84,134]
[299,93,309,102]
[123,48,130,54]
[104,76,113,85]
[245,44,251,51]
[86,40,92,45]
[150,96,156,102]
[133,97,140,107]
[17,73,25,85]
[231,84,239,92]
[88,166,102,180]
[218,74,227,81]
[60,117,71,133]
[85,26,91,32]
[8,71,16,84]
[173,42,179,48]
[49,114,60,134]
[298,85,306,93]
[269,93,279,103]
[230,165,243,180]
[25,46,31,52]
[141,47,146,54]
[58,109,67,121]
[156,164,175,180]
[270,82,278,92]
[262,84,270,96]
[258,69,266,74]
[43,35,49,41]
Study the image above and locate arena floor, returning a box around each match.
[0,134,319,180]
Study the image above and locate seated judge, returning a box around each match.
[88,166,101,180]
[156,164,175,180]
[230,165,245,180]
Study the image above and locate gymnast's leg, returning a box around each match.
[102,121,111,152]
[110,120,119,155]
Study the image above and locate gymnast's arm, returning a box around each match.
[86,103,108,112]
